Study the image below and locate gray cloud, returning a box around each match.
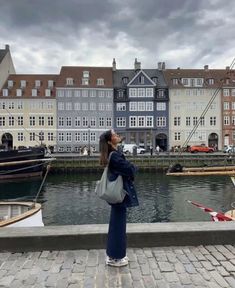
[0,0,235,73]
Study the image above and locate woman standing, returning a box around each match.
[99,129,139,267]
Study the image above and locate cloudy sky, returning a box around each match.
[0,0,235,74]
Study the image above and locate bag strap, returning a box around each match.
[108,151,115,166]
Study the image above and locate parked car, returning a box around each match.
[122,144,146,155]
[189,145,214,153]
[137,147,146,154]
[223,145,235,153]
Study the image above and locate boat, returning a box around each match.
[0,146,55,181]
[166,163,235,176]
[0,201,44,227]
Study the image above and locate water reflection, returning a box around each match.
[0,172,235,225]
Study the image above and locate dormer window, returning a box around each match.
[32,89,37,97]
[66,78,74,85]
[48,80,54,88]
[225,78,230,85]
[97,78,104,86]
[8,80,13,88]
[139,76,145,84]
[83,71,89,78]
[16,89,22,97]
[208,78,214,85]
[35,80,41,87]
[2,89,8,97]
[182,78,188,85]
[122,77,129,84]
[172,78,178,85]
[20,80,26,88]
[151,77,158,84]
[82,78,89,85]
[45,89,51,97]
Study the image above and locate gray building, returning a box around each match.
[56,66,113,153]
[113,59,169,151]
[0,44,15,89]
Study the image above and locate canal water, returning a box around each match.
[0,172,235,225]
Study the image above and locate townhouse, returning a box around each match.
[163,66,223,150]
[0,75,57,149]
[0,45,15,89]
[113,59,169,151]
[56,66,113,153]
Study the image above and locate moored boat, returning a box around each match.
[0,146,55,181]
[0,201,44,227]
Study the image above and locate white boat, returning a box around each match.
[0,201,44,227]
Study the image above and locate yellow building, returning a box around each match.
[0,75,57,150]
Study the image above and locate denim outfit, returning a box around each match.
[106,150,139,259]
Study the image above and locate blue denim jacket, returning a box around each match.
[108,150,139,207]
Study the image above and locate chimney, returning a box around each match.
[226,66,230,71]
[162,62,166,70]
[112,58,116,71]
[134,58,141,71]
[158,62,162,70]
[204,65,209,71]
[5,44,9,51]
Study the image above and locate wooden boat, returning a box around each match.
[167,164,235,176]
[0,146,55,181]
[0,201,44,227]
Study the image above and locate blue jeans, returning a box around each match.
[106,205,127,259]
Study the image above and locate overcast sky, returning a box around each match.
[0,0,235,74]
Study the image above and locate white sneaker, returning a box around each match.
[106,256,129,267]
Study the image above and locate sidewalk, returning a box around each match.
[1,245,235,287]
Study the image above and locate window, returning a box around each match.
[98,91,105,97]
[74,90,81,97]
[58,117,64,127]
[158,90,164,98]
[8,80,13,88]
[97,78,104,85]
[130,102,137,111]
[98,103,105,111]
[232,89,235,96]
[117,117,126,127]
[9,116,14,126]
[32,89,37,97]
[66,117,72,126]
[39,116,45,126]
[58,133,64,142]
[156,117,166,127]
[66,90,72,97]
[48,116,53,126]
[99,117,105,127]
[82,103,88,111]
[146,88,153,97]
[66,132,72,142]
[82,90,88,97]
[75,117,81,127]
[174,132,181,141]
[116,103,126,111]
[82,117,88,127]
[48,80,54,88]
[232,102,235,110]
[74,102,81,110]
[139,76,145,84]
[82,78,89,85]
[146,116,153,127]
[224,116,230,125]
[182,78,188,85]
[130,116,137,127]
[224,102,230,110]
[106,103,112,111]
[57,90,64,97]
[186,117,191,126]
[16,89,22,97]
[8,102,14,109]
[106,117,112,127]
[208,78,214,85]
[138,102,145,111]
[138,88,145,97]
[35,80,41,87]
[45,89,51,97]
[65,102,72,110]
[18,116,23,126]
[199,116,205,126]
[210,116,216,126]
[83,71,89,78]
[20,80,26,88]
[82,132,88,142]
[18,132,24,141]
[174,117,180,126]
[75,132,81,142]
[193,117,197,126]
[48,132,54,141]
[66,78,74,85]
[30,132,36,141]
[90,102,96,111]
[30,116,35,126]
[90,117,96,127]
[122,77,129,84]
[232,116,235,125]
[156,102,166,111]
[172,78,178,85]
[90,132,96,142]
[58,102,64,110]
[2,89,8,97]
[223,89,229,96]
[0,116,5,126]
[152,77,158,83]
[129,88,138,97]
[90,90,96,97]
[146,102,153,111]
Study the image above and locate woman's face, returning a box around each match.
[110,130,122,146]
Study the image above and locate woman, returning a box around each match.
[99,129,139,267]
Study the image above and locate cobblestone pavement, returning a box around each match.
[0,245,235,288]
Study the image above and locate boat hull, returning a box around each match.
[0,202,44,227]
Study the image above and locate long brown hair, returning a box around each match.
[99,130,113,166]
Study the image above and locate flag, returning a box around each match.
[187,200,233,222]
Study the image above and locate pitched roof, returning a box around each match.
[57,66,113,88]
[0,49,8,64]
[0,74,58,99]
